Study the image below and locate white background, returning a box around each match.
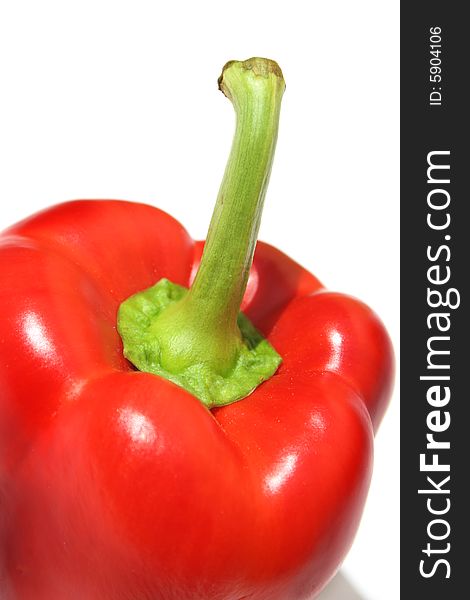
[0,2,399,598]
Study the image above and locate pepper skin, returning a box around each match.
[0,199,393,599]
[1,57,393,599]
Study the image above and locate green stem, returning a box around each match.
[118,58,285,407]
[188,58,285,330]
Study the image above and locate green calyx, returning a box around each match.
[118,57,285,408]
[118,279,281,408]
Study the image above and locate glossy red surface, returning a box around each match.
[0,200,393,599]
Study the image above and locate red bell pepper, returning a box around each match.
[0,58,393,599]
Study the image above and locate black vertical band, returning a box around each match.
[401,3,467,596]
